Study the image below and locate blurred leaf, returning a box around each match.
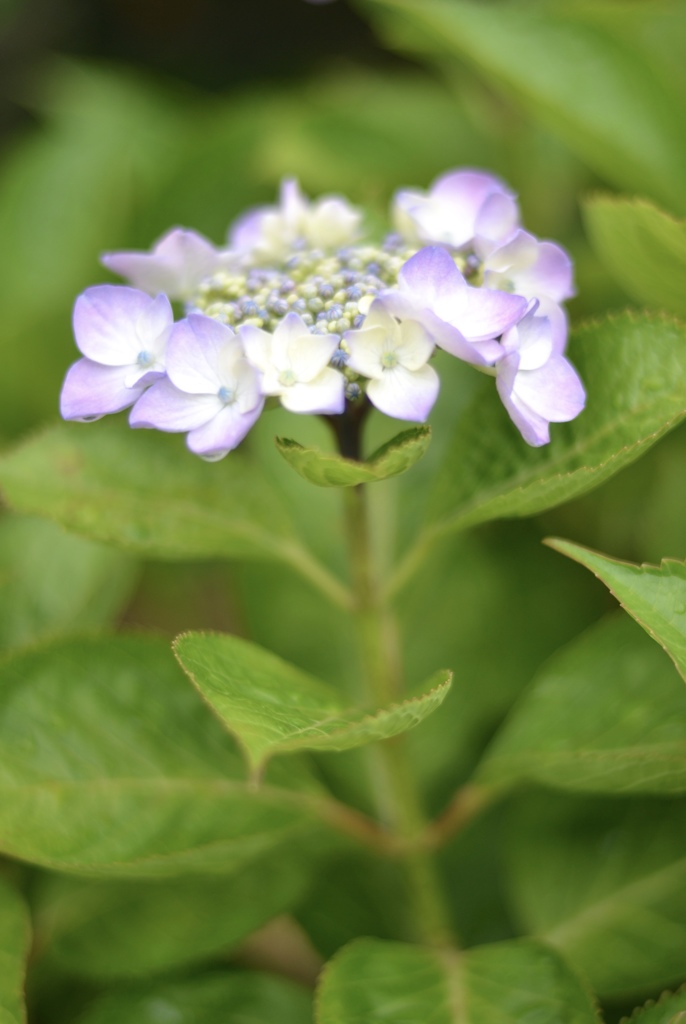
[316,936,599,1023]
[360,0,686,213]
[0,877,30,1024]
[0,635,324,876]
[549,540,686,684]
[0,422,310,566]
[0,61,182,436]
[275,427,431,488]
[507,791,686,998]
[425,313,686,543]
[72,972,312,1024]
[626,988,686,1023]
[584,196,686,317]
[174,631,451,774]
[36,852,310,980]
[0,515,135,652]
[478,614,686,795]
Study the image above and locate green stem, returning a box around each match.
[344,482,456,948]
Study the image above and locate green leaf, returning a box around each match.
[275,426,431,488]
[174,631,452,774]
[626,988,686,1024]
[478,614,686,795]
[507,791,686,998]
[361,0,686,213]
[316,936,599,1023]
[426,313,686,540]
[584,196,686,317]
[72,972,311,1024]
[36,851,310,980]
[0,515,136,652]
[0,635,322,876]
[548,539,686,685]
[0,422,300,564]
[0,878,30,1024]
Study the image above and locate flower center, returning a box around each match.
[189,238,418,337]
[381,351,399,370]
[137,350,154,368]
[278,369,297,387]
[217,385,235,404]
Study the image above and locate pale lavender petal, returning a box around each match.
[496,352,551,446]
[280,368,345,414]
[484,231,538,276]
[536,297,569,353]
[514,355,586,423]
[501,309,553,370]
[515,241,574,303]
[397,247,466,310]
[383,291,485,364]
[166,315,241,394]
[130,378,221,432]
[228,207,269,252]
[474,191,520,249]
[187,400,264,460]
[60,358,144,421]
[276,313,338,381]
[73,286,171,366]
[102,229,226,300]
[367,364,440,422]
[454,286,527,343]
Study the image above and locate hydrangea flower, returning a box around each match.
[102,228,236,302]
[229,179,361,262]
[61,285,172,421]
[240,312,345,414]
[130,315,263,460]
[344,299,439,421]
[495,304,585,446]
[61,168,585,455]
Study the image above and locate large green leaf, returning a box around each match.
[0,635,323,876]
[174,631,451,774]
[275,427,431,488]
[477,614,686,795]
[584,196,686,317]
[507,792,686,998]
[425,313,686,542]
[627,988,686,1024]
[0,422,303,565]
[549,540,686,684]
[72,972,311,1024]
[36,851,310,980]
[0,515,136,652]
[316,936,599,1023]
[360,0,686,212]
[0,879,30,1024]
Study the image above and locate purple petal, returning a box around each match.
[496,352,551,446]
[228,207,269,251]
[397,247,466,310]
[432,169,517,248]
[186,401,264,460]
[454,286,528,343]
[73,286,172,366]
[102,229,226,300]
[513,241,574,303]
[514,355,586,423]
[166,315,242,394]
[474,191,520,250]
[130,378,221,432]
[367,364,440,422]
[60,358,144,421]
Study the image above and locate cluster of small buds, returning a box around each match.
[61,171,585,460]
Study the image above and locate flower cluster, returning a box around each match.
[60,170,584,458]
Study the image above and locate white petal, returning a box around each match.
[367,364,440,422]
[130,378,222,431]
[395,319,434,371]
[280,368,345,414]
[239,324,274,374]
[277,313,338,382]
[345,324,388,380]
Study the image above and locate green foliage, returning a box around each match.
[174,631,451,774]
[478,614,686,795]
[0,878,30,1024]
[0,422,298,564]
[625,988,686,1023]
[583,196,686,317]
[71,972,312,1024]
[549,540,686,684]
[426,313,686,539]
[275,426,431,487]
[316,936,599,1022]
[0,635,324,876]
[0,515,136,652]
[359,0,686,213]
[507,792,686,998]
[34,852,310,980]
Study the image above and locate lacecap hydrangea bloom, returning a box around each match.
[60,170,585,458]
